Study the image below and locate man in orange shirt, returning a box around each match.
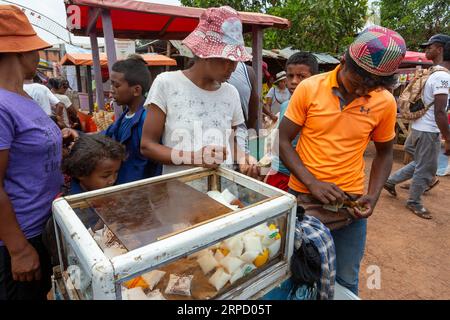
[279,26,406,295]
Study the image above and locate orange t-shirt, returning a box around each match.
[284,65,397,194]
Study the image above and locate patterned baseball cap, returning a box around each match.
[182,6,252,62]
[348,25,406,76]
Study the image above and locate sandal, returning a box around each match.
[384,182,397,197]
[406,203,432,220]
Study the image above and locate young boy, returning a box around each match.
[104,56,161,184]
[266,52,319,191]
[279,26,406,295]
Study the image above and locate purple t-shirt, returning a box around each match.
[0,88,63,245]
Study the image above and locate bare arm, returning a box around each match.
[279,117,346,203]
[263,97,277,121]
[355,139,394,218]
[0,150,41,282]
[246,65,259,130]
[140,104,226,167]
[434,94,450,155]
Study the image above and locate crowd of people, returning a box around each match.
[0,4,449,301]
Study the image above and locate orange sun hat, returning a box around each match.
[0,5,51,53]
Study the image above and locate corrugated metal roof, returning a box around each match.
[279,47,340,64]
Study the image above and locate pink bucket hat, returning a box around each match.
[182,6,252,62]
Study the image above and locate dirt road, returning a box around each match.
[358,145,450,300]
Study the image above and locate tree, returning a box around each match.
[266,0,368,53]
[180,0,275,12]
[378,0,450,51]
[181,0,369,54]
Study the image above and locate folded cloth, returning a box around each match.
[297,215,336,300]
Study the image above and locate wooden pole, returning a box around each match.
[86,66,94,114]
[75,65,82,92]
[101,9,117,75]
[89,32,104,111]
[252,26,263,159]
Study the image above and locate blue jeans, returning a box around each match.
[330,219,367,295]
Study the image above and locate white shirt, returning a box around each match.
[412,67,450,133]
[23,83,60,116]
[266,86,291,115]
[145,70,245,175]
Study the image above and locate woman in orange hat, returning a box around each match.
[0,5,76,300]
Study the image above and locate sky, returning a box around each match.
[2,0,182,46]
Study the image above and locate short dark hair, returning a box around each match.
[48,77,63,90]
[112,56,151,94]
[63,134,127,178]
[286,52,319,75]
[444,41,450,61]
[344,51,397,90]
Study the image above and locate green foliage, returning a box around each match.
[181,0,369,54]
[378,0,450,51]
[180,0,273,12]
[266,0,368,54]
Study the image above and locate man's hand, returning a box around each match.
[352,195,377,219]
[10,242,41,282]
[238,154,261,180]
[307,180,347,204]
[193,145,227,169]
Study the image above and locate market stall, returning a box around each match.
[51,167,297,300]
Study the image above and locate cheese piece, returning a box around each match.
[146,289,166,300]
[214,249,225,264]
[209,268,231,291]
[241,263,257,276]
[240,251,259,264]
[187,248,212,260]
[230,267,245,284]
[141,270,166,290]
[220,256,244,274]
[123,287,149,300]
[197,253,219,275]
[164,274,193,296]
[268,239,281,259]
[243,235,263,254]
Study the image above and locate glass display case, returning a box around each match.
[52,167,297,300]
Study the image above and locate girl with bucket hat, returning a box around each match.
[142,6,259,178]
[0,5,77,300]
[264,70,291,122]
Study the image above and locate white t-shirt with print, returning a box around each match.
[412,68,450,133]
[23,83,60,116]
[145,70,245,175]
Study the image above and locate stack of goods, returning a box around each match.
[91,110,114,131]
[192,222,281,292]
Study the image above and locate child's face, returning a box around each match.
[78,158,122,191]
[111,71,140,105]
[286,64,313,94]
